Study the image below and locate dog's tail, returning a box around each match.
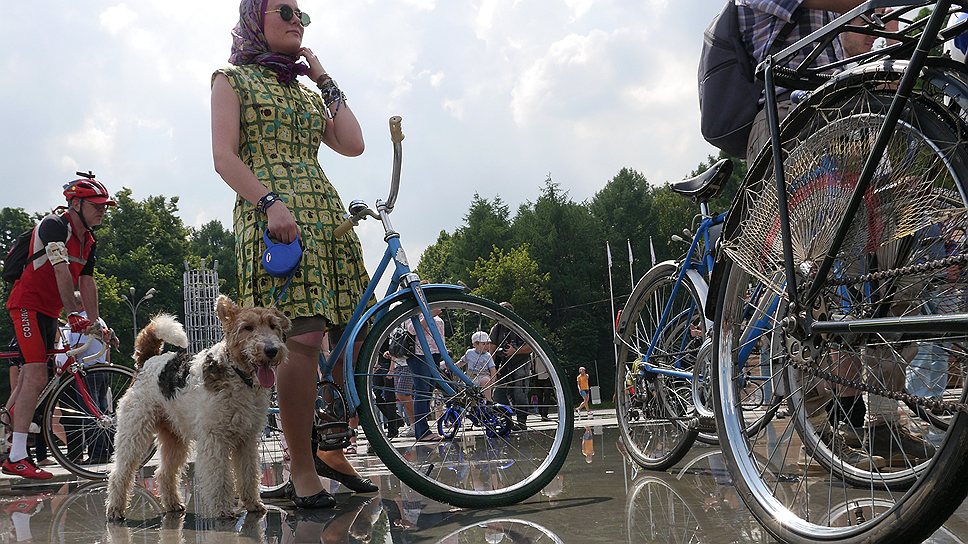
[134,314,189,368]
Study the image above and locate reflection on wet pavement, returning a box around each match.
[3,413,968,543]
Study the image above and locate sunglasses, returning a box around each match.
[266,5,311,27]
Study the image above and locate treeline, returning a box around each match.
[0,152,744,401]
[416,153,745,399]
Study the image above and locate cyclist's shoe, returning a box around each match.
[865,422,936,467]
[2,457,53,480]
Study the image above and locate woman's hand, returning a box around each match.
[299,47,327,82]
[266,202,300,243]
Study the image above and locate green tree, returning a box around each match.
[449,194,512,287]
[469,244,552,330]
[510,177,610,389]
[416,230,459,284]
[94,188,190,355]
[188,220,238,299]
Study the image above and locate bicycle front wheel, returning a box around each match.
[356,291,573,508]
[43,364,145,480]
[714,73,968,543]
[615,261,703,470]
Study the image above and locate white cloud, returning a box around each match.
[2,0,723,288]
[99,4,138,35]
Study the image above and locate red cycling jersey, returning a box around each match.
[6,213,96,319]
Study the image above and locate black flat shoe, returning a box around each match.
[284,480,336,509]
[314,456,379,493]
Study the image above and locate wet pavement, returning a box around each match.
[3,409,968,543]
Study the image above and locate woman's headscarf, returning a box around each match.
[229,0,310,84]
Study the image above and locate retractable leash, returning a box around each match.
[261,228,303,307]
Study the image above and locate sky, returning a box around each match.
[0,0,723,281]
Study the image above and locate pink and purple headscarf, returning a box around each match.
[229,0,310,84]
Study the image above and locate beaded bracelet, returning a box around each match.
[317,78,346,119]
[256,191,281,214]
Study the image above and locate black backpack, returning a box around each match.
[387,327,414,358]
[2,215,69,284]
[2,228,42,284]
[698,2,798,158]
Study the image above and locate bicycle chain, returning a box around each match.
[792,253,968,412]
[825,254,968,286]
[789,348,968,415]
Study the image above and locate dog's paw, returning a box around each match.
[105,505,127,522]
[161,501,185,514]
[244,501,266,514]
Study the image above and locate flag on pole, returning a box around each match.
[606,241,613,268]
[649,236,657,266]
[627,239,634,264]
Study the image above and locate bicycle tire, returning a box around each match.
[713,68,968,543]
[258,385,288,496]
[615,261,702,470]
[43,364,148,480]
[355,291,573,508]
[49,480,160,543]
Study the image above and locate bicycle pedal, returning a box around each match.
[689,416,717,433]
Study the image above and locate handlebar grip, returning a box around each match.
[389,116,404,143]
[334,218,355,238]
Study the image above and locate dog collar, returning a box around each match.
[232,366,255,388]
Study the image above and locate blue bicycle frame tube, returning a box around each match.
[335,235,467,410]
[641,212,725,365]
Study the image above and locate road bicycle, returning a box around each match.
[257,116,573,508]
[710,2,968,542]
[615,160,785,470]
[0,332,144,480]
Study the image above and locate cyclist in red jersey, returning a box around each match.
[3,173,115,479]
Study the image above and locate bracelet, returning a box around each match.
[315,73,332,88]
[256,191,281,213]
[317,78,346,119]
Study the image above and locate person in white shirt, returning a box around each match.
[458,331,497,400]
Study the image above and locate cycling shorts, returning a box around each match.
[8,308,57,364]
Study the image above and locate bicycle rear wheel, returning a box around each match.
[615,262,703,470]
[356,291,573,508]
[714,71,968,543]
[43,364,147,480]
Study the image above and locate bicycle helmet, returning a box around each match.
[63,172,116,206]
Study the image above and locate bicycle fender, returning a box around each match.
[342,283,466,409]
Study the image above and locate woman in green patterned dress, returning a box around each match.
[211,0,376,508]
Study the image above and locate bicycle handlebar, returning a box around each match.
[334,116,404,238]
[65,328,112,366]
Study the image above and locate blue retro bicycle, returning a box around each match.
[258,117,573,508]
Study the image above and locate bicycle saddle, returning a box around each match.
[670,158,732,203]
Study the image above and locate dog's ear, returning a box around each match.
[216,296,240,325]
[271,309,291,335]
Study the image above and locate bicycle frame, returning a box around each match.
[316,119,490,412]
[0,335,111,424]
[760,0,968,337]
[635,209,726,382]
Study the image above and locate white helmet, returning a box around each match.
[471,331,491,344]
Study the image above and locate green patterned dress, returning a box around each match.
[214,65,370,325]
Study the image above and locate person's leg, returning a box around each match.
[315,336,366,475]
[509,365,529,425]
[279,329,327,497]
[407,356,433,439]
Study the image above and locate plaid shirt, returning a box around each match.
[736,0,846,98]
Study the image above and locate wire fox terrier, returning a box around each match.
[106,296,289,519]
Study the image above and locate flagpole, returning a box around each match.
[606,241,619,376]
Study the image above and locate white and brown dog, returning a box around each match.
[106,296,289,520]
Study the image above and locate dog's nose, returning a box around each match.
[265,345,279,359]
